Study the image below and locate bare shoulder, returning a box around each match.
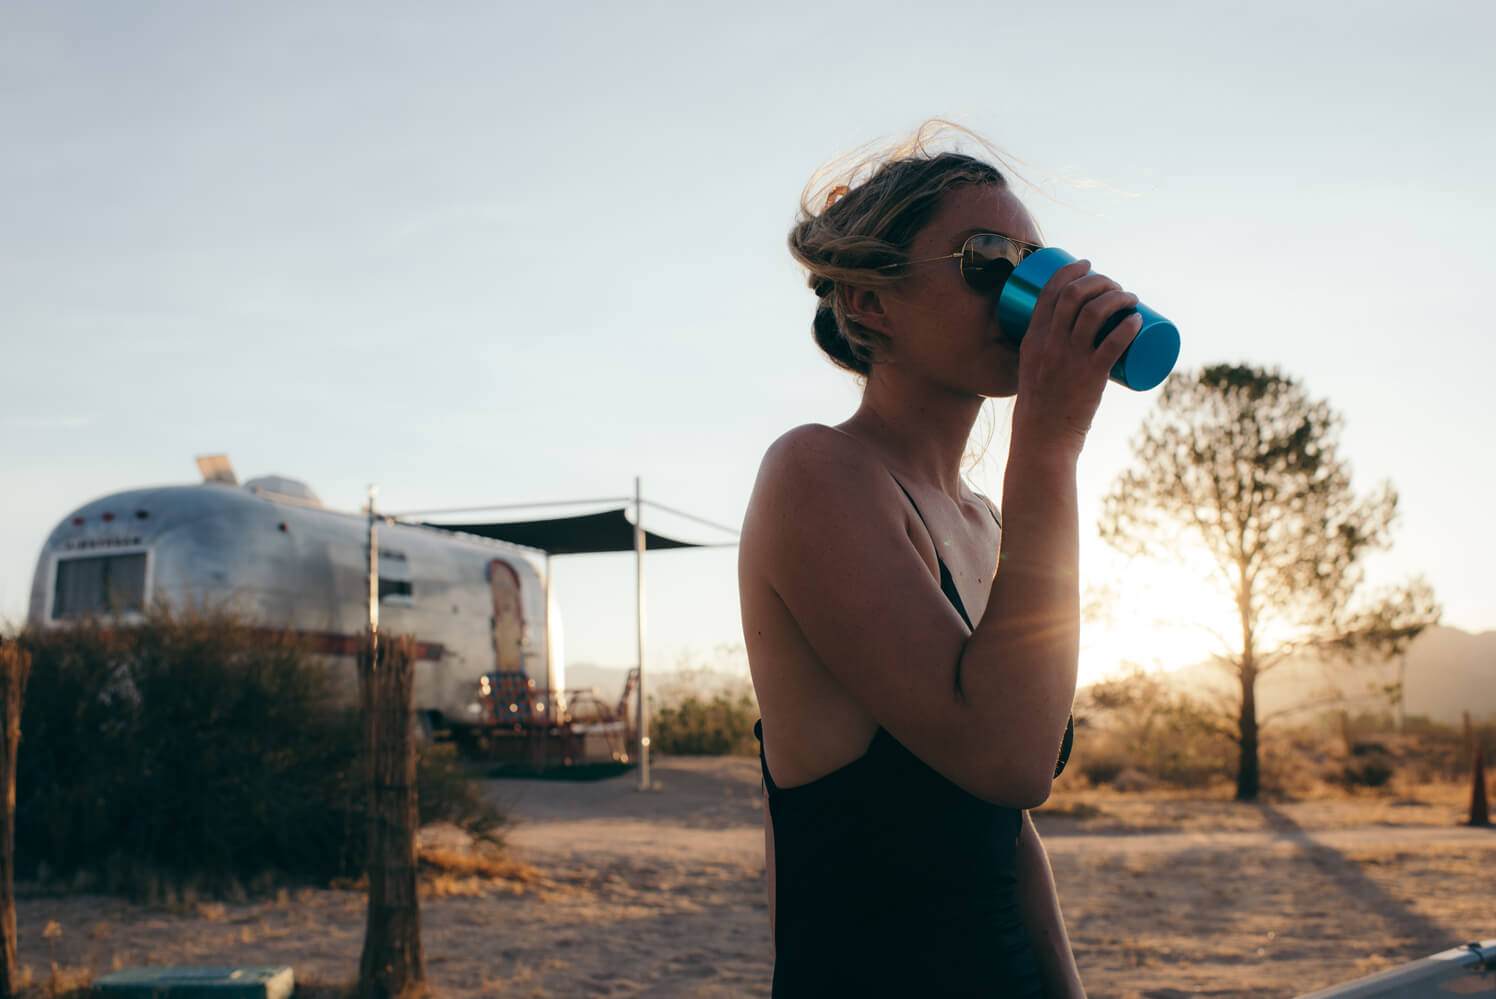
[760,422,879,483]
[741,423,902,565]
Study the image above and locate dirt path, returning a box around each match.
[15,756,1495,999]
[1041,823,1496,855]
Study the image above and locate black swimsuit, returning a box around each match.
[754,477,1072,997]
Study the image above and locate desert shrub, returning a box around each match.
[651,690,758,756]
[1399,717,1496,780]
[1074,744,1127,787]
[1111,768,1160,792]
[1256,727,1339,795]
[416,742,506,845]
[1341,743,1397,788]
[14,605,506,897]
[1078,666,1235,788]
[1147,730,1232,788]
[1080,758,1126,786]
[649,666,758,757]
[1296,711,1496,787]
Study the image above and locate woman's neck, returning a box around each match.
[840,369,986,500]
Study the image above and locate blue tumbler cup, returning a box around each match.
[996,247,1180,392]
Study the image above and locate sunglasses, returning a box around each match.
[877,232,1043,293]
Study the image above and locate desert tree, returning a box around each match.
[1099,364,1440,800]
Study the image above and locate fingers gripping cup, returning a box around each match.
[996,247,1180,392]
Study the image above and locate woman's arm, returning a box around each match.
[1017,810,1085,999]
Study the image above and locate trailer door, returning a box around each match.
[488,560,525,674]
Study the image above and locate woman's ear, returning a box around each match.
[845,286,891,337]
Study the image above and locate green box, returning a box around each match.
[93,966,293,999]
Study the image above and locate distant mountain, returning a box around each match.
[1396,626,1496,722]
[560,662,755,703]
[1141,625,1496,724]
[560,663,633,698]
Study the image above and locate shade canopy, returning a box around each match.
[421,507,703,555]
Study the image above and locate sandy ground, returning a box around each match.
[15,757,1495,998]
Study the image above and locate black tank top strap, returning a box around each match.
[753,719,779,794]
[977,493,1003,530]
[888,473,977,630]
[888,475,1002,532]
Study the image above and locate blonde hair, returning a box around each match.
[788,121,1015,376]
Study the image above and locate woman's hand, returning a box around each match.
[1012,259,1142,457]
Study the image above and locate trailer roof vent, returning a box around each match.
[244,475,323,508]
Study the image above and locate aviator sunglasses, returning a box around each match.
[876,232,1043,293]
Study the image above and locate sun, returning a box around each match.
[1078,543,1244,688]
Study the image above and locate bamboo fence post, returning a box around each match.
[357,633,424,999]
[0,639,32,999]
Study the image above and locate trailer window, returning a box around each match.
[364,546,413,604]
[378,578,413,601]
[52,553,147,619]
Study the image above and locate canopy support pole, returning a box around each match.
[635,475,650,791]
[544,552,555,722]
[367,485,380,656]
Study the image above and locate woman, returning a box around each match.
[739,128,1140,997]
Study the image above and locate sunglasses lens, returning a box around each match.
[961,234,1029,292]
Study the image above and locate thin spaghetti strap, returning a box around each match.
[978,493,1002,530]
[887,473,927,528]
[887,472,975,630]
[889,472,1001,531]
[754,719,780,794]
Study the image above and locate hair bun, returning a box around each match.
[812,304,868,376]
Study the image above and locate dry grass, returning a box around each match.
[418,845,540,885]
[325,848,545,901]
[4,960,96,998]
[1034,777,1478,835]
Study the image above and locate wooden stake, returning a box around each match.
[357,633,424,999]
[0,639,32,999]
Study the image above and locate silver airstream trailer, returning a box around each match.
[26,459,563,735]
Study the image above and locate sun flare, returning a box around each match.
[1080,546,1244,688]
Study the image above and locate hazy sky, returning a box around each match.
[3,1,1492,686]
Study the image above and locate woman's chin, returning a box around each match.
[980,350,1021,398]
[969,371,1019,399]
